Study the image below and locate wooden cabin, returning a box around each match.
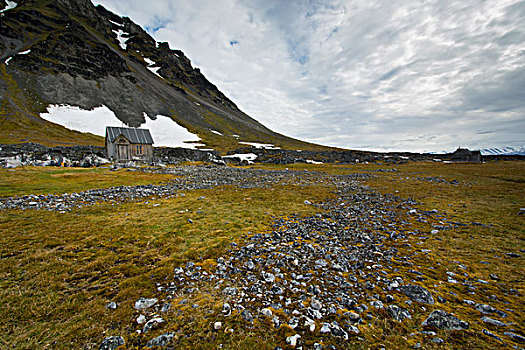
[105,126,154,162]
[450,148,481,162]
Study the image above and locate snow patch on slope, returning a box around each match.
[40,105,202,148]
[239,142,280,149]
[143,57,162,78]
[147,66,162,78]
[222,153,257,164]
[113,29,127,50]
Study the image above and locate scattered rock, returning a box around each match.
[386,305,411,321]
[99,336,125,350]
[400,285,435,304]
[422,310,469,330]
[241,310,253,323]
[137,315,147,324]
[481,316,507,327]
[504,332,525,343]
[213,322,222,330]
[482,329,503,342]
[143,317,164,333]
[260,308,273,317]
[286,334,301,347]
[105,301,117,310]
[145,332,174,348]
[134,298,158,310]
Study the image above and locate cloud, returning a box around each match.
[93,0,525,152]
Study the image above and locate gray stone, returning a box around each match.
[213,322,222,330]
[504,332,525,343]
[222,302,231,316]
[222,287,238,296]
[386,305,411,321]
[134,298,158,310]
[481,316,507,327]
[137,314,146,324]
[422,310,469,330]
[260,308,273,317]
[143,317,164,333]
[399,285,435,304]
[105,301,117,310]
[145,333,174,348]
[475,303,496,314]
[286,334,301,347]
[345,311,360,322]
[320,323,331,334]
[482,329,503,342]
[161,302,171,312]
[311,298,322,310]
[370,300,384,309]
[241,310,254,323]
[99,336,125,350]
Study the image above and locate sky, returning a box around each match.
[93,0,525,153]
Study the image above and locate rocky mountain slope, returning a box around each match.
[0,0,327,152]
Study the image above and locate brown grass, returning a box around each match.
[0,161,523,349]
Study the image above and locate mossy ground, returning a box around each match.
[0,161,523,349]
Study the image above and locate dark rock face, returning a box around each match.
[0,0,278,142]
[422,310,469,330]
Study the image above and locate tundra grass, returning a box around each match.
[0,162,523,349]
[0,179,334,349]
[0,166,174,197]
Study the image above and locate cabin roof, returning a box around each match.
[105,127,154,144]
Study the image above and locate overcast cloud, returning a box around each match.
[93,0,525,152]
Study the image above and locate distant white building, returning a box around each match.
[105,126,154,162]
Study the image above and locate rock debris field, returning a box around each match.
[0,165,323,211]
[2,165,523,349]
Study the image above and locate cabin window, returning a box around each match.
[136,145,143,155]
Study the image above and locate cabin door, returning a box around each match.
[118,145,128,160]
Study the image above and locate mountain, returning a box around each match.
[0,0,331,152]
[481,147,525,156]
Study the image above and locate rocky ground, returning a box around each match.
[0,165,325,211]
[105,173,522,350]
[1,164,523,349]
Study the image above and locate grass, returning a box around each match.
[0,161,523,349]
[0,166,175,197]
[0,171,334,349]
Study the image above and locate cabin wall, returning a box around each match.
[107,141,116,160]
[129,144,153,160]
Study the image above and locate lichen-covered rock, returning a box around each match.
[399,285,435,304]
[145,332,174,348]
[99,336,124,350]
[134,297,158,310]
[422,310,469,330]
[386,305,411,321]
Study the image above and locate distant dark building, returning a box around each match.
[450,148,481,162]
[105,127,154,162]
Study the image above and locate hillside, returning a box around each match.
[0,0,334,153]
